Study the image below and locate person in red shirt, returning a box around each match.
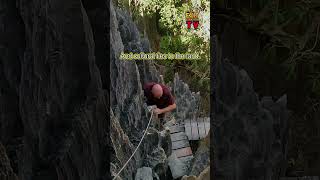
[143,82,176,128]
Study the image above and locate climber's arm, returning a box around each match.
[159,103,176,114]
[157,93,176,114]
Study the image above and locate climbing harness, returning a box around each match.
[112,109,154,180]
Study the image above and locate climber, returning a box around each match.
[143,82,176,130]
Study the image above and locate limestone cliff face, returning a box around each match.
[0,0,109,179]
[213,59,289,179]
[110,2,148,177]
[172,74,202,123]
[109,1,168,178]
[0,142,18,180]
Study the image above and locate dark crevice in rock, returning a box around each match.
[0,0,25,176]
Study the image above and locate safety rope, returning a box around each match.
[112,110,154,180]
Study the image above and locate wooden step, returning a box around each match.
[185,124,192,139]
[191,121,200,140]
[172,139,190,150]
[170,132,188,142]
[185,121,200,140]
[198,118,206,139]
[184,117,210,140]
[173,147,193,158]
[169,125,185,134]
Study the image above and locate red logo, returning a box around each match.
[186,11,199,29]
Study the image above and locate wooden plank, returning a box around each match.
[191,122,200,140]
[174,147,193,158]
[200,118,206,139]
[169,125,185,134]
[184,119,191,126]
[172,140,190,150]
[198,121,206,139]
[185,118,210,140]
[170,132,188,142]
[185,124,192,140]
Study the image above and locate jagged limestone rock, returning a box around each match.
[214,60,289,179]
[144,147,167,179]
[135,167,153,180]
[172,73,201,123]
[159,129,172,157]
[1,0,110,179]
[115,4,159,84]
[141,128,171,179]
[0,143,18,180]
[182,166,210,180]
[111,109,137,178]
[189,134,210,176]
[168,153,193,179]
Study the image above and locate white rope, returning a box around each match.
[112,110,154,180]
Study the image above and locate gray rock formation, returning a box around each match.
[1,0,109,179]
[213,60,289,179]
[135,167,153,180]
[115,6,159,84]
[159,129,172,157]
[0,143,18,180]
[189,135,210,177]
[110,1,171,179]
[181,166,210,180]
[172,74,202,123]
[168,153,189,179]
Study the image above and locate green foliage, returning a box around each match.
[160,35,188,53]
[238,0,320,98]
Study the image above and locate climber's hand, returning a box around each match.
[147,105,157,112]
[153,108,163,115]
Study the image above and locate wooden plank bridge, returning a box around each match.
[168,117,210,163]
[184,117,210,140]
